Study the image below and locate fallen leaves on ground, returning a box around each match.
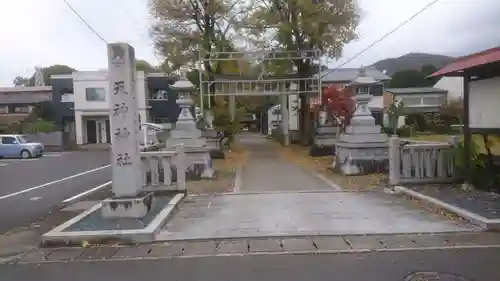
[275,143,387,191]
[187,141,249,195]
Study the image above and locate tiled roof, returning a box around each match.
[319,67,391,82]
[430,46,500,77]
[0,87,52,104]
[384,87,447,94]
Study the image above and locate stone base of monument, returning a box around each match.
[202,130,226,159]
[332,144,389,176]
[309,125,338,157]
[101,192,154,219]
[145,164,215,182]
[41,193,185,245]
[162,146,216,180]
[309,145,335,157]
[209,149,225,159]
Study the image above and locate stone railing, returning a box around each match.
[140,144,187,191]
[389,136,459,186]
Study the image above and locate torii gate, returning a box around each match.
[198,49,323,145]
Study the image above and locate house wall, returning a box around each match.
[469,76,500,129]
[72,71,150,145]
[51,77,75,125]
[383,91,446,113]
[147,76,180,124]
[434,76,464,101]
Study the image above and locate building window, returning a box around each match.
[356,86,370,95]
[0,106,7,114]
[85,88,106,101]
[14,106,30,113]
[401,97,421,106]
[61,93,74,102]
[422,97,442,105]
[152,89,168,100]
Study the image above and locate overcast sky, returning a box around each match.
[0,0,498,86]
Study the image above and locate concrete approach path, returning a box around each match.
[238,133,333,193]
[157,133,478,241]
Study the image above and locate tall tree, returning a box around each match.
[242,0,360,141]
[37,65,75,86]
[13,76,30,87]
[149,0,254,105]
[389,64,439,88]
[136,60,157,73]
[150,0,252,72]
[14,65,75,87]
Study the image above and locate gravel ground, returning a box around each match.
[409,184,500,219]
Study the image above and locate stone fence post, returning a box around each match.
[388,136,401,187]
[176,144,187,193]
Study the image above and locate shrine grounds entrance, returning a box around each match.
[198,49,323,145]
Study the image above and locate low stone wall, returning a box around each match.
[25,131,63,150]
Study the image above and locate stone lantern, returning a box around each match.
[166,77,205,148]
[332,68,389,175]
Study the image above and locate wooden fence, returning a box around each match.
[389,136,460,186]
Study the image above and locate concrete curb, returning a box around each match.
[61,181,112,206]
[394,186,500,231]
[42,193,185,245]
[313,173,343,191]
[12,242,500,265]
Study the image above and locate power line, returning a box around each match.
[61,0,108,44]
[327,0,441,75]
[119,2,168,72]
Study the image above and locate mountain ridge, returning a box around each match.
[370,52,455,76]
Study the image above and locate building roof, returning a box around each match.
[320,67,391,83]
[430,46,500,77]
[0,86,52,93]
[0,91,52,104]
[384,87,447,94]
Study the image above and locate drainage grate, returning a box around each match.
[404,272,471,281]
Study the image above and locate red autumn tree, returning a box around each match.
[322,85,355,132]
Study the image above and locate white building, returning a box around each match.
[433,76,464,101]
[53,71,151,145]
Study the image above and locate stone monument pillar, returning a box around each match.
[101,43,153,218]
[333,68,389,175]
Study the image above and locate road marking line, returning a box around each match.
[0,163,7,167]
[62,181,112,204]
[0,165,111,200]
[0,158,38,162]
[30,196,42,201]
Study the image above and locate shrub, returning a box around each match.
[396,125,414,137]
[451,139,500,192]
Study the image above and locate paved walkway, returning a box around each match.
[158,133,478,241]
[238,133,331,193]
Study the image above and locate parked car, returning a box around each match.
[0,134,44,159]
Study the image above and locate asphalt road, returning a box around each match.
[2,248,500,281]
[0,151,111,234]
